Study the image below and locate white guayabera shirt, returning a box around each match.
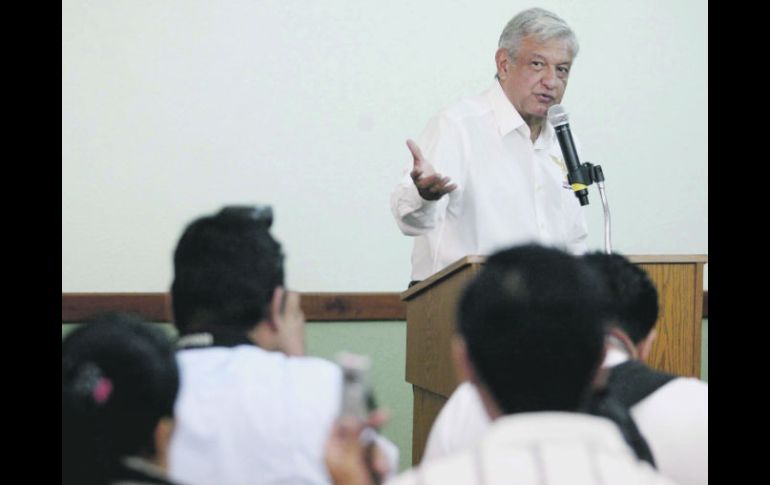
[391,82,588,282]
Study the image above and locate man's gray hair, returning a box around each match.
[498,8,579,61]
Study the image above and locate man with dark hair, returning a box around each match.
[421,251,706,485]
[167,206,396,485]
[170,206,303,355]
[582,252,708,485]
[382,245,675,484]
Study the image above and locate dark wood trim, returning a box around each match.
[300,293,405,321]
[62,293,172,323]
[61,291,707,323]
[62,292,406,323]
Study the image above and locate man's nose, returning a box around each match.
[541,67,558,89]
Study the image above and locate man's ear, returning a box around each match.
[266,286,285,330]
[607,326,639,359]
[153,417,175,472]
[637,329,658,362]
[591,344,610,390]
[451,335,476,384]
[495,48,512,80]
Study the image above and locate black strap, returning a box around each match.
[586,361,678,468]
[607,360,677,408]
[587,389,657,467]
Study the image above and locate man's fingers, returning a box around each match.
[418,176,455,194]
[406,139,424,166]
[415,173,442,189]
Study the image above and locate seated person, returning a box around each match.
[62,312,180,485]
[168,205,396,485]
[329,245,676,484]
[421,251,707,485]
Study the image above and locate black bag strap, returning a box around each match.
[607,360,677,408]
[587,388,657,467]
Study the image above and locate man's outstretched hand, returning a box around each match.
[407,139,457,201]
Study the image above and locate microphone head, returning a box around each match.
[547,104,569,127]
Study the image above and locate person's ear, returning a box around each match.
[638,329,657,362]
[451,335,476,384]
[495,48,512,80]
[608,326,639,359]
[267,286,285,330]
[591,344,610,390]
[153,417,175,472]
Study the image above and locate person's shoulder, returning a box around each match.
[286,354,342,382]
[631,375,708,428]
[445,381,484,413]
[388,450,475,485]
[654,376,708,400]
[440,90,492,123]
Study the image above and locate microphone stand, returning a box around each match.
[574,162,612,254]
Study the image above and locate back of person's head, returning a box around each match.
[582,252,659,344]
[498,7,579,61]
[62,312,179,485]
[171,205,285,335]
[457,244,609,415]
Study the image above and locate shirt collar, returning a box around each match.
[485,82,556,148]
[485,412,629,451]
[603,346,631,368]
[176,329,256,350]
[486,81,524,137]
[534,117,556,149]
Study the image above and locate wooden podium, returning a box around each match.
[401,254,707,465]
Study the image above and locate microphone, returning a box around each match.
[547,104,590,206]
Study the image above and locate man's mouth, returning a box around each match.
[535,94,554,103]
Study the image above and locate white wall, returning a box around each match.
[62,0,708,292]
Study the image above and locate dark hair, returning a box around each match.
[457,244,610,415]
[62,313,179,485]
[582,252,659,344]
[171,205,285,334]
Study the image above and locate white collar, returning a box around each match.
[485,412,630,451]
[121,456,168,480]
[484,82,556,148]
[602,336,632,368]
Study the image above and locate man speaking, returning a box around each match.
[390,8,588,283]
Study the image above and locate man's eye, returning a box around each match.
[531,61,544,69]
[558,66,570,74]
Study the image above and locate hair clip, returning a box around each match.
[73,363,113,406]
[92,377,113,405]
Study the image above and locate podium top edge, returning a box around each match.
[626,254,708,264]
[400,254,707,300]
[400,256,486,301]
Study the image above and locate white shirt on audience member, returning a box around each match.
[169,344,398,485]
[388,413,676,485]
[421,349,707,485]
